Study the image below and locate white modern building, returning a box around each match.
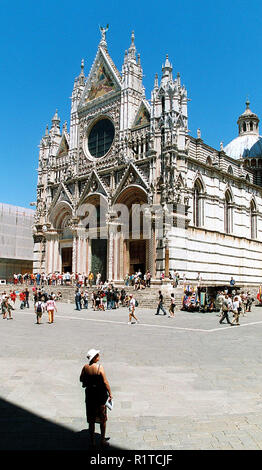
[0,203,35,280]
[32,27,262,286]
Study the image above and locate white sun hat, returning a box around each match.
[87,348,100,364]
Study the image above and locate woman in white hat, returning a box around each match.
[80,349,112,447]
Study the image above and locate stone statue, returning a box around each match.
[99,24,109,42]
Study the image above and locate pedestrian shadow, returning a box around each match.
[0,396,121,452]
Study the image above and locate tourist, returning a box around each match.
[9,290,16,307]
[75,289,82,311]
[83,290,89,309]
[128,293,139,324]
[46,296,57,324]
[168,293,176,317]
[146,270,151,287]
[230,276,236,287]
[88,271,94,287]
[35,299,44,324]
[246,292,254,312]
[219,294,233,325]
[24,288,30,308]
[96,272,101,286]
[155,290,167,315]
[80,349,112,448]
[231,296,240,325]
[19,291,26,309]
[240,291,247,315]
[2,297,14,319]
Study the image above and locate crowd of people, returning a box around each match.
[74,284,132,312]
[10,269,183,290]
[1,287,60,324]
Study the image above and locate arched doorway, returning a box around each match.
[114,185,149,279]
[78,193,109,281]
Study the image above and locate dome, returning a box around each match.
[224,134,262,159]
[224,100,261,159]
[243,138,262,158]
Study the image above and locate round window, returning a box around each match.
[88,118,115,158]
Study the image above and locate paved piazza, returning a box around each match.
[1,300,262,451]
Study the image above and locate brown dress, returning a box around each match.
[80,364,108,424]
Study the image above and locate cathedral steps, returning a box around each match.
[0,284,184,309]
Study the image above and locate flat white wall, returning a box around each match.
[0,203,34,261]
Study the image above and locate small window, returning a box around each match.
[225,190,233,234]
[251,200,257,239]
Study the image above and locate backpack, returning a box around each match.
[135,300,138,307]
[36,302,42,313]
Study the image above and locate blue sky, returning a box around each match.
[1,0,262,208]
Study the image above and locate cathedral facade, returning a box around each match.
[33,29,262,286]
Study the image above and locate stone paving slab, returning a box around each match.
[1,302,262,450]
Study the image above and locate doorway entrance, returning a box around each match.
[61,247,72,273]
[129,240,147,275]
[91,239,107,281]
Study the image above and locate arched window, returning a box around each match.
[250,122,253,131]
[193,179,204,227]
[161,96,165,114]
[225,190,233,234]
[251,200,257,239]
[246,174,250,182]
[227,165,233,175]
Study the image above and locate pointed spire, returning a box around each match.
[63,121,68,133]
[52,109,60,126]
[154,73,159,89]
[128,30,136,61]
[45,125,49,136]
[161,54,173,81]
[78,58,85,85]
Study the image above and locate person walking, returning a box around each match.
[19,291,26,309]
[46,297,57,324]
[80,349,112,448]
[219,294,234,325]
[155,291,167,315]
[83,290,89,309]
[35,299,44,324]
[24,288,30,308]
[168,293,176,317]
[231,296,240,325]
[128,294,139,324]
[75,289,82,311]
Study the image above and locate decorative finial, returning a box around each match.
[246,97,250,109]
[197,128,201,139]
[220,141,224,151]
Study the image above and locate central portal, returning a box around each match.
[129,240,147,275]
[61,247,72,273]
[91,239,107,281]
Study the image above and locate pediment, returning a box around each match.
[77,170,109,207]
[48,183,74,213]
[56,133,69,157]
[132,101,150,129]
[79,48,121,108]
[112,162,149,203]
